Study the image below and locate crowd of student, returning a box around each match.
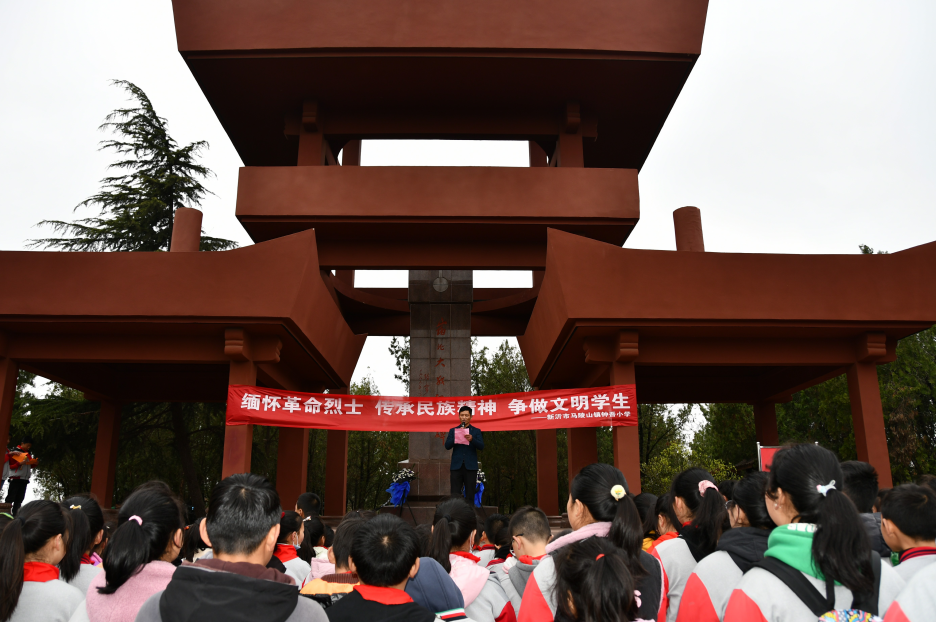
[1,443,934,622]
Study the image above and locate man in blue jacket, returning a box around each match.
[444,406,484,500]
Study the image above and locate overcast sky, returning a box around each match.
[2,1,935,397]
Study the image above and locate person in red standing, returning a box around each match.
[5,438,38,516]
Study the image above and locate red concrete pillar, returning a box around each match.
[846,362,893,488]
[222,361,256,478]
[536,429,560,515]
[276,428,310,512]
[0,357,18,459]
[90,401,121,508]
[169,207,202,252]
[557,103,584,167]
[325,429,349,515]
[567,428,598,488]
[673,206,705,252]
[753,402,779,446]
[298,100,325,166]
[610,360,641,493]
[342,140,362,166]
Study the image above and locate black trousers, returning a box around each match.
[6,479,28,516]
[450,465,477,500]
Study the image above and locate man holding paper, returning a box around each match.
[444,405,484,500]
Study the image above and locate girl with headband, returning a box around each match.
[724,443,904,621]
[519,463,663,622]
[650,468,727,622]
[71,483,185,622]
[0,500,83,622]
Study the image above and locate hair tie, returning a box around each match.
[634,590,642,610]
[443,514,453,522]
[816,480,836,497]
[70,505,82,510]
[595,553,604,560]
[698,480,718,496]
[281,512,286,518]
[129,516,142,526]
[610,485,626,501]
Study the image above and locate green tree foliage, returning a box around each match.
[346,375,408,512]
[31,80,234,252]
[690,403,758,468]
[641,441,739,496]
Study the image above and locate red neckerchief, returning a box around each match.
[451,551,481,563]
[487,559,505,567]
[516,554,546,565]
[274,543,298,563]
[477,544,496,551]
[80,554,94,565]
[899,547,936,564]
[23,562,59,582]
[355,585,413,605]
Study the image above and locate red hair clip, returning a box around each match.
[281,512,286,518]
[596,554,605,560]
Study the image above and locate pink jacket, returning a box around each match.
[448,553,490,606]
[85,561,176,622]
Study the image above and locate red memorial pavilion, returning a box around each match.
[1,1,934,517]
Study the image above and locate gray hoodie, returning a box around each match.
[490,557,540,615]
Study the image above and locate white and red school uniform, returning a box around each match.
[892,547,936,583]
[884,561,936,622]
[448,552,515,622]
[272,543,311,587]
[10,562,84,622]
[474,544,497,568]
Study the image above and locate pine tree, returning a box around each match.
[31,80,235,252]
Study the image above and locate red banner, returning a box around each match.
[226,384,637,432]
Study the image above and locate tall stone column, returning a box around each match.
[394,271,472,522]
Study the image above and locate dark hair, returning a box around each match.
[205,473,281,555]
[414,523,433,556]
[731,472,775,531]
[459,406,472,415]
[569,463,644,577]
[633,493,658,539]
[881,484,936,542]
[873,488,890,513]
[841,461,879,514]
[323,522,335,547]
[182,518,208,562]
[0,501,70,622]
[429,497,477,572]
[918,474,936,495]
[717,480,737,501]
[97,484,185,594]
[278,510,302,544]
[554,537,638,622]
[654,493,680,535]
[298,515,326,563]
[509,506,552,544]
[60,496,104,582]
[343,509,376,522]
[331,517,366,570]
[484,513,510,545]
[671,467,727,555]
[296,492,322,518]
[350,514,421,587]
[768,444,874,593]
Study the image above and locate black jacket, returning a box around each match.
[443,425,484,470]
[717,526,771,572]
[325,590,435,622]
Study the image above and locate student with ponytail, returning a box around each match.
[651,467,727,622]
[554,537,650,622]
[677,471,775,622]
[724,444,904,622]
[520,463,663,622]
[71,484,184,622]
[428,497,515,622]
[0,500,83,622]
[273,511,311,585]
[60,496,105,595]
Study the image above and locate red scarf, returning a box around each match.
[516,554,546,565]
[23,562,59,583]
[274,543,298,563]
[80,554,94,565]
[451,550,481,563]
[355,584,413,605]
[477,544,496,551]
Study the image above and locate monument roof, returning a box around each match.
[171,0,709,169]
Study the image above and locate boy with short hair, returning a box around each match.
[325,514,435,622]
[135,473,327,622]
[475,513,509,566]
[491,506,552,615]
[842,460,892,558]
[880,483,936,581]
[301,517,365,606]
